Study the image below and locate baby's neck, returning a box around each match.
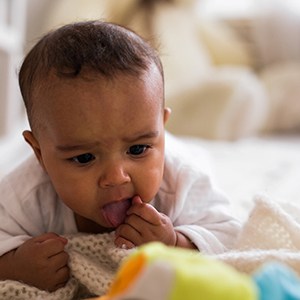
[74,213,113,234]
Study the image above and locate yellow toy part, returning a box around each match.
[98,243,257,300]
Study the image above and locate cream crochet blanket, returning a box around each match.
[0,233,132,300]
[214,195,300,275]
[1,195,300,300]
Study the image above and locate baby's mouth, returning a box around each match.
[102,198,132,228]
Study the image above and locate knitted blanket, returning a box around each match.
[214,195,300,276]
[1,195,300,300]
[0,233,132,300]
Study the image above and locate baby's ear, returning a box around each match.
[164,107,171,124]
[23,130,46,170]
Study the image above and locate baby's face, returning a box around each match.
[26,66,170,230]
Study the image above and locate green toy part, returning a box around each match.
[100,243,257,300]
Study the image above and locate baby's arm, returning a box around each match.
[115,196,196,249]
[0,233,69,292]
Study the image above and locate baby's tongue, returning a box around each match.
[102,198,132,227]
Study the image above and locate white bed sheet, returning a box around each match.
[182,134,300,221]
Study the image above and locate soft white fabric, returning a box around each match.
[0,155,77,256]
[179,135,300,222]
[0,134,240,256]
[214,195,300,276]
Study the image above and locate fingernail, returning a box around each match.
[133,195,142,203]
[60,237,68,244]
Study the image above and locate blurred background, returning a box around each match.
[1,0,300,199]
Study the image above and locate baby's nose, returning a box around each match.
[98,160,130,188]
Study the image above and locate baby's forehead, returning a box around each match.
[32,68,164,136]
[34,66,164,110]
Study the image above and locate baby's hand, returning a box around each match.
[12,233,70,291]
[115,196,177,249]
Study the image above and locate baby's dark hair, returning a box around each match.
[19,20,164,130]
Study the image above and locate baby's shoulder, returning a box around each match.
[162,134,214,192]
[164,133,213,177]
[0,154,52,205]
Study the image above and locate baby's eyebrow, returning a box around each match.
[55,131,159,152]
[55,142,100,152]
[123,131,159,143]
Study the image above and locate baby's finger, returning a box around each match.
[127,202,161,224]
[51,266,70,291]
[39,238,68,258]
[131,195,143,205]
[49,251,69,269]
[56,265,70,282]
[114,236,135,250]
[34,233,68,245]
[115,223,143,246]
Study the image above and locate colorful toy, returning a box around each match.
[95,243,300,300]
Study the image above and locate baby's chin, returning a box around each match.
[75,213,115,234]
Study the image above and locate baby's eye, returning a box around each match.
[71,153,95,164]
[127,145,150,156]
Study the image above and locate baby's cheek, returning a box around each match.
[137,170,163,202]
[58,186,89,211]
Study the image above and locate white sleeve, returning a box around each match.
[157,165,241,254]
[0,158,78,257]
[0,178,45,256]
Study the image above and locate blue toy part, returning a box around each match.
[253,262,300,300]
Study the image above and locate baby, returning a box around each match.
[0,21,240,291]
